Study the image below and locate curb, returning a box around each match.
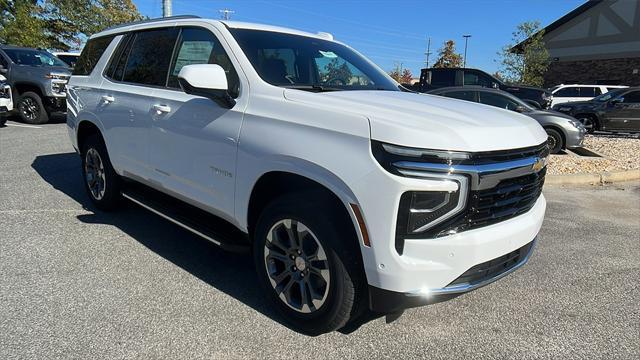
[546,169,640,186]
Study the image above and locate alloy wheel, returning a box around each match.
[84,148,106,200]
[263,219,331,313]
[578,117,594,132]
[547,135,557,151]
[19,97,38,122]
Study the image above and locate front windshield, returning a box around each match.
[3,49,68,67]
[229,28,399,91]
[592,88,625,102]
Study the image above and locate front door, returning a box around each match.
[148,26,245,221]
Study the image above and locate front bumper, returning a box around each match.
[565,124,586,149]
[369,238,536,313]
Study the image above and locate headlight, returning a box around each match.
[45,72,69,80]
[373,141,470,237]
[568,119,583,129]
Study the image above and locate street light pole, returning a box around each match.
[463,34,471,68]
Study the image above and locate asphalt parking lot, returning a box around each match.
[1,120,639,359]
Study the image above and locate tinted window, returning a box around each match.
[3,48,67,67]
[622,91,640,103]
[554,87,579,97]
[73,36,114,75]
[167,27,240,97]
[577,87,599,97]
[443,90,476,102]
[463,72,491,87]
[430,71,455,87]
[122,28,179,86]
[229,28,398,91]
[57,54,79,67]
[479,92,520,110]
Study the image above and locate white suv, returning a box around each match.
[67,16,548,335]
[550,84,628,107]
[0,74,12,117]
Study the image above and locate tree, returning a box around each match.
[388,68,413,84]
[0,0,143,51]
[324,58,352,84]
[433,40,462,68]
[496,21,550,87]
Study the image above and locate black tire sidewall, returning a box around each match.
[80,134,121,210]
[253,194,361,335]
[18,92,49,125]
[546,128,563,154]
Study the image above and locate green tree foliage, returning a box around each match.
[433,40,463,68]
[497,21,550,87]
[0,0,143,50]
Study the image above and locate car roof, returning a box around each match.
[92,16,332,41]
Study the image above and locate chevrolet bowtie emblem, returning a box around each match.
[532,157,547,172]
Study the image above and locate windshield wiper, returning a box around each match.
[282,85,344,92]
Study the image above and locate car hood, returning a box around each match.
[284,90,547,152]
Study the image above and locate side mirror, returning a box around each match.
[610,97,623,105]
[177,64,235,108]
[514,105,527,113]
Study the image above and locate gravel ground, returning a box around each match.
[548,134,640,175]
[1,121,640,359]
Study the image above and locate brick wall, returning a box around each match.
[544,57,640,87]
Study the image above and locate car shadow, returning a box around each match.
[30,152,313,334]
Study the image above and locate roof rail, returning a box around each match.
[103,15,202,32]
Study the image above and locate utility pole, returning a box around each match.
[424,37,432,68]
[463,34,472,68]
[162,0,172,17]
[219,8,235,20]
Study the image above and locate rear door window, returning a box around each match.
[554,87,580,97]
[577,87,599,97]
[122,28,179,86]
[73,35,115,75]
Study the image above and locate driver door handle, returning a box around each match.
[153,104,171,114]
[101,95,115,103]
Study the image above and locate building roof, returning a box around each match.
[512,0,602,53]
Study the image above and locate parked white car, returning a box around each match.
[0,74,13,117]
[550,84,628,107]
[67,16,548,335]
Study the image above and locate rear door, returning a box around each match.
[147,26,245,219]
[99,28,179,179]
[605,90,640,131]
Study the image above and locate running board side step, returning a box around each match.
[121,184,250,253]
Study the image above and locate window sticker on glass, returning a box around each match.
[319,50,337,58]
[172,41,214,75]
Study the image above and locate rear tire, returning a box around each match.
[545,128,563,154]
[81,133,122,210]
[17,91,49,125]
[253,192,364,336]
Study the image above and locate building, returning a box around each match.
[518,0,640,87]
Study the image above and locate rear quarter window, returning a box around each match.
[73,35,116,76]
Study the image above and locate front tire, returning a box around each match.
[545,128,563,154]
[17,91,49,124]
[576,115,598,134]
[253,193,364,335]
[81,134,122,210]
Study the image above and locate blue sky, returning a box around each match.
[132,0,585,77]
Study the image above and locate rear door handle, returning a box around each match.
[101,95,115,103]
[153,104,171,114]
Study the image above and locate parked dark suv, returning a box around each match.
[0,45,71,124]
[552,87,640,133]
[419,68,553,109]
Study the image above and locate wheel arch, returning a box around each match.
[543,125,567,149]
[243,167,367,250]
[574,113,600,129]
[12,82,44,99]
